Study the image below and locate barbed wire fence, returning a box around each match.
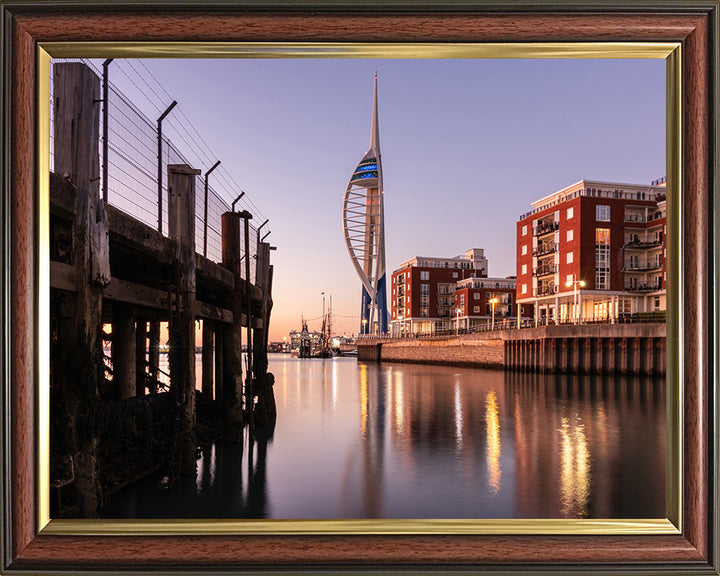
[49,58,265,283]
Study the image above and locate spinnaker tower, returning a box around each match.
[342,74,388,335]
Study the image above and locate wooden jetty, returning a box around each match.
[49,62,274,517]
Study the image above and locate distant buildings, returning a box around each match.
[385,178,667,337]
[389,249,528,336]
[516,179,667,325]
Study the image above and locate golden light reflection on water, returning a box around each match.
[393,371,405,438]
[359,363,368,439]
[485,390,501,495]
[558,415,591,517]
[454,381,463,453]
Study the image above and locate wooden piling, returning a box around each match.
[214,324,224,405]
[135,318,147,397]
[167,164,200,478]
[253,242,276,427]
[148,321,160,394]
[221,211,246,441]
[51,62,106,517]
[112,303,136,400]
[202,320,214,399]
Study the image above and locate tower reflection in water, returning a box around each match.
[102,357,665,519]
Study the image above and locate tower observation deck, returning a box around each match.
[342,75,388,335]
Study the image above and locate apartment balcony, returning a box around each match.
[624,240,662,249]
[534,285,558,297]
[533,221,559,237]
[623,263,663,272]
[532,263,558,277]
[533,242,558,257]
[396,286,405,296]
[624,214,646,223]
[624,284,663,292]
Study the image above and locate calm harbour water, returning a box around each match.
[101,355,665,519]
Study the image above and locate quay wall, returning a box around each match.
[358,323,666,376]
[375,338,504,369]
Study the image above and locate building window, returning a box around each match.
[596,205,611,222]
[452,272,458,278]
[566,229,574,242]
[566,274,573,286]
[420,270,429,280]
[596,228,611,289]
[566,251,574,264]
[596,269,610,290]
[521,244,527,255]
[460,294,465,306]
[473,293,480,300]
[521,264,527,275]
[596,228,610,245]
[522,225,527,236]
[521,284,527,294]
[473,306,480,313]
[567,207,574,219]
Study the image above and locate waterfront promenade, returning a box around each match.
[358,323,666,375]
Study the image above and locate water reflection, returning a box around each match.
[102,357,665,519]
[485,390,501,495]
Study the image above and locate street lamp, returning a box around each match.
[490,297,499,330]
[362,318,368,335]
[566,274,586,324]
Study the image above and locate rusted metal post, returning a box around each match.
[52,62,107,517]
[167,163,200,478]
[221,211,246,441]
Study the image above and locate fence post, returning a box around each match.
[203,160,221,257]
[101,58,113,203]
[156,101,177,234]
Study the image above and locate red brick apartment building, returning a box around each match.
[516,178,667,325]
[390,249,529,336]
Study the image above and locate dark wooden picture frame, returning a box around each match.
[1,1,717,573]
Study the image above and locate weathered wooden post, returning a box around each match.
[135,318,147,396]
[52,62,109,517]
[253,242,277,427]
[167,164,200,478]
[240,211,254,424]
[252,241,271,378]
[148,321,160,393]
[112,303,136,399]
[202,320,214,399]
[221,211,246,441]
[214,324,224,404]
